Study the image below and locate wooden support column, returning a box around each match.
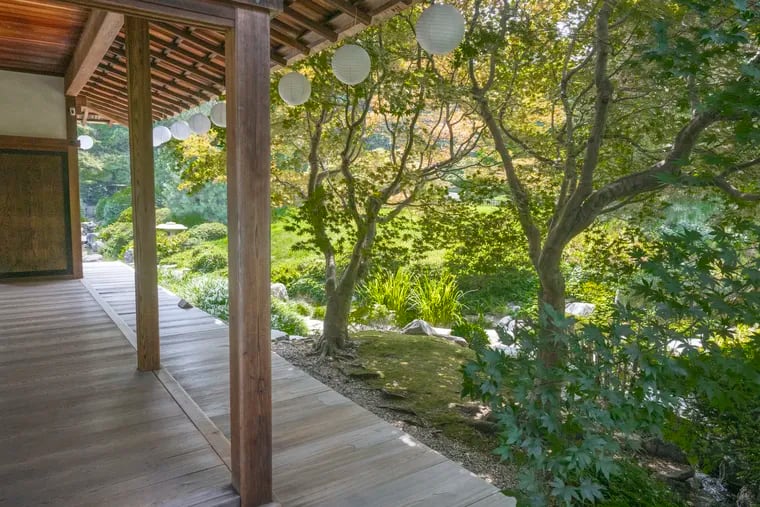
[226,6,273,506]
[65,96,83,279]
[125,16,160,372]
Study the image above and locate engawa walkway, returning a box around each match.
[83,261,516,507]
[0,278,239,507]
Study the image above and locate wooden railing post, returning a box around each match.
[225,6,273,506]
[125,16,160,371]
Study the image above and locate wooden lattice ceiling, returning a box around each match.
[0,0,413,125]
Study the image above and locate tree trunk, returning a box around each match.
[536,251,566,369]
[319,282,353,356]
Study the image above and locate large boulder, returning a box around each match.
[438,334,468,347]
[565,302,595,317]
[402,319,436,336]
[270,283,288,301]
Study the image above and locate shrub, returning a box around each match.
[186,274,229,320]
[410,271,464,326]
[155,207,172,224]
[358,268,415,326]
[451,320,489,350]
[117,207,132,223]
[189,222,228,242]
[271,299,309,336]
[189,246,228,274]
[313,305,326,319]
[292,300,313,317]
[156,232,190,261]
[98,221,133,259]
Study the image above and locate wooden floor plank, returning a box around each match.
[81,262,515,507]
[0,278,236,507]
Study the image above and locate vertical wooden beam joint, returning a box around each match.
[126,16,160,372]
[65,96,84,279]
[226,6,274,507]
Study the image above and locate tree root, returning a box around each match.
[310,335,356,360]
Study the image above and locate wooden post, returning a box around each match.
[65,95,83,279]
[125,16,160,371]
[226,6,273,506]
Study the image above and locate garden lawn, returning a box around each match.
[351,330,498,454]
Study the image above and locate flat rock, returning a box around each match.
[437,334,468,347]
[271,329,289,341]
[83,254,103,262]
[402,319,436,336]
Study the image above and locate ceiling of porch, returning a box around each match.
[0,0,413,125]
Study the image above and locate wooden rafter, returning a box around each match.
[65,10,124,96]
[323,0,373,25]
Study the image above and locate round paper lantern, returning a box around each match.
[415,4,466,55]
[189,113,211,135]
[331,44,371,85]
[77,135,94,150]
[170,120,192,140]
[153,126,171,147]
[210,102,226,128]
[278,72,312,106]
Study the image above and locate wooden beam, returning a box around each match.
[270,26,310,55]
[322,0,372,25]
[226,6,273,506]
[282,6,339,42]
[65,96,84,279]
[59,0,236,29]
[125,16,160,372]
[65,10,124,96]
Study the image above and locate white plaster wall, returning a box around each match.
[0,70,66,139]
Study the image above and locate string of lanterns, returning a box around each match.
[152,101,227,147]
[277,2,465,107]
[89,4,463,150]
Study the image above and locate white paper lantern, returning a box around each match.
[153,126,171,147]
[415,4,466,55]
[188,113,211,135]
[170,120,192,140]
[210,102,227,128]
[77,135,94,150]
[278,72,312,106]
[331,44,371,85]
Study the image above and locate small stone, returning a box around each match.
[380,388,408,400]
[177,298,193,309]
[270,283,288,301]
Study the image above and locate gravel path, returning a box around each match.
[273,338,518,491]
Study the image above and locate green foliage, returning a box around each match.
[357,268,415,326]
[95,188,132,225]
[451,320,490,351]
[291,300,313,317]
[188,222,228,242]
[156,232,190,261]
[272,258,326,304]
[410,271,465,327]
[189,246,227,274]
[601,461,684,507]
[98,222,133,259]
[462,213,760,505]
[271,299,309,336]
[186,274,229,320]
[312,305,326,320]
[155,208,172,224]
